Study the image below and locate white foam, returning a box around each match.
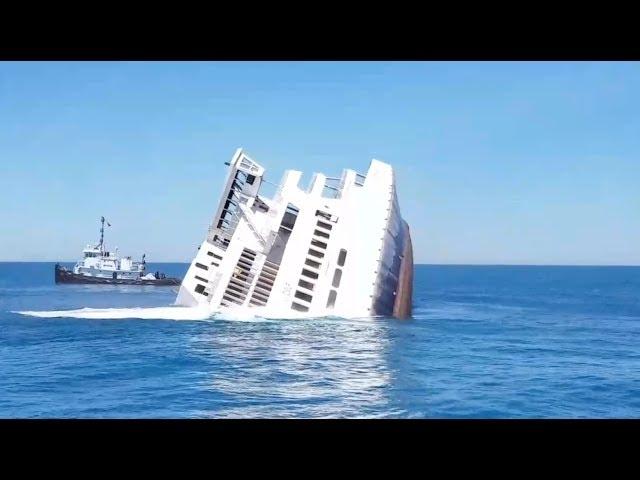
[15,299,372,322]
[216,304,312,321]
[15,303,329,322]
[16,305,212,321]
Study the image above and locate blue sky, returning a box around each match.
[1,61,638,265]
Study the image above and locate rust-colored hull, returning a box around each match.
[392,222,414,319]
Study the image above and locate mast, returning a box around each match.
[99,216,105,253]
[98,216,111,254]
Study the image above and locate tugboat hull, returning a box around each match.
[54,264,181,286]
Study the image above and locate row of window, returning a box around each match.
[291,216,333,312]
[326,249,347,308]
[290,213,348,313]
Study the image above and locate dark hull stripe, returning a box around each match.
[54,265,181,286]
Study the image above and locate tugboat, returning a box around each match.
[55,217,181,286]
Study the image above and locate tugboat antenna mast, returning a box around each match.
[99,216,110,254]
[99,216,105,253]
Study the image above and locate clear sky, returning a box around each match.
[1,61,638,265]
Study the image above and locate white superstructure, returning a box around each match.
[72,217,147,280]
[73,246,145,279]
[176,148,413,318]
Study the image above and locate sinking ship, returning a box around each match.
[55,217,181,286]
[176,148,413,318]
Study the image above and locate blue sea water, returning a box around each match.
[1,262,639,418]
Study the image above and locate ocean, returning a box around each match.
[1,262,639,418]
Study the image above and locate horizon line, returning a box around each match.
[1,260,639,268]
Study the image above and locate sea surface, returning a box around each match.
[1,262,639,418]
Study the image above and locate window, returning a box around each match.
[327,290,337,308]
[194,284,208,296]
[316,220,332,231]
[246,174,256,185]
[315,210,332,221]
[305,258,321,269]
[291,302,309,312]
[314,229,330,239]
[207,251,223,260]
[332,268,342,288]
[195,275,208,283]
[195,262,209,270]
[294,290,313,303]
[301,268,319,279]
[337,249,347,267]
[298,279,314,291]
[308,249,324,259]
[311,239,327,250]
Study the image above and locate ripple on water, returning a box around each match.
[1,264,639,417]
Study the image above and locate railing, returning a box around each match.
[237,203,267,248]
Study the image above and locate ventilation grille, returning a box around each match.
[249,259,280,307]
[220,248,257,307]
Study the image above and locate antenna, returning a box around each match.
[99,216,105,252]
[98,216,111,253]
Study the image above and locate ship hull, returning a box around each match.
[54,264,180,286]
[371,186,414,318]
[392,220,413,318]
[175,149,413,319]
